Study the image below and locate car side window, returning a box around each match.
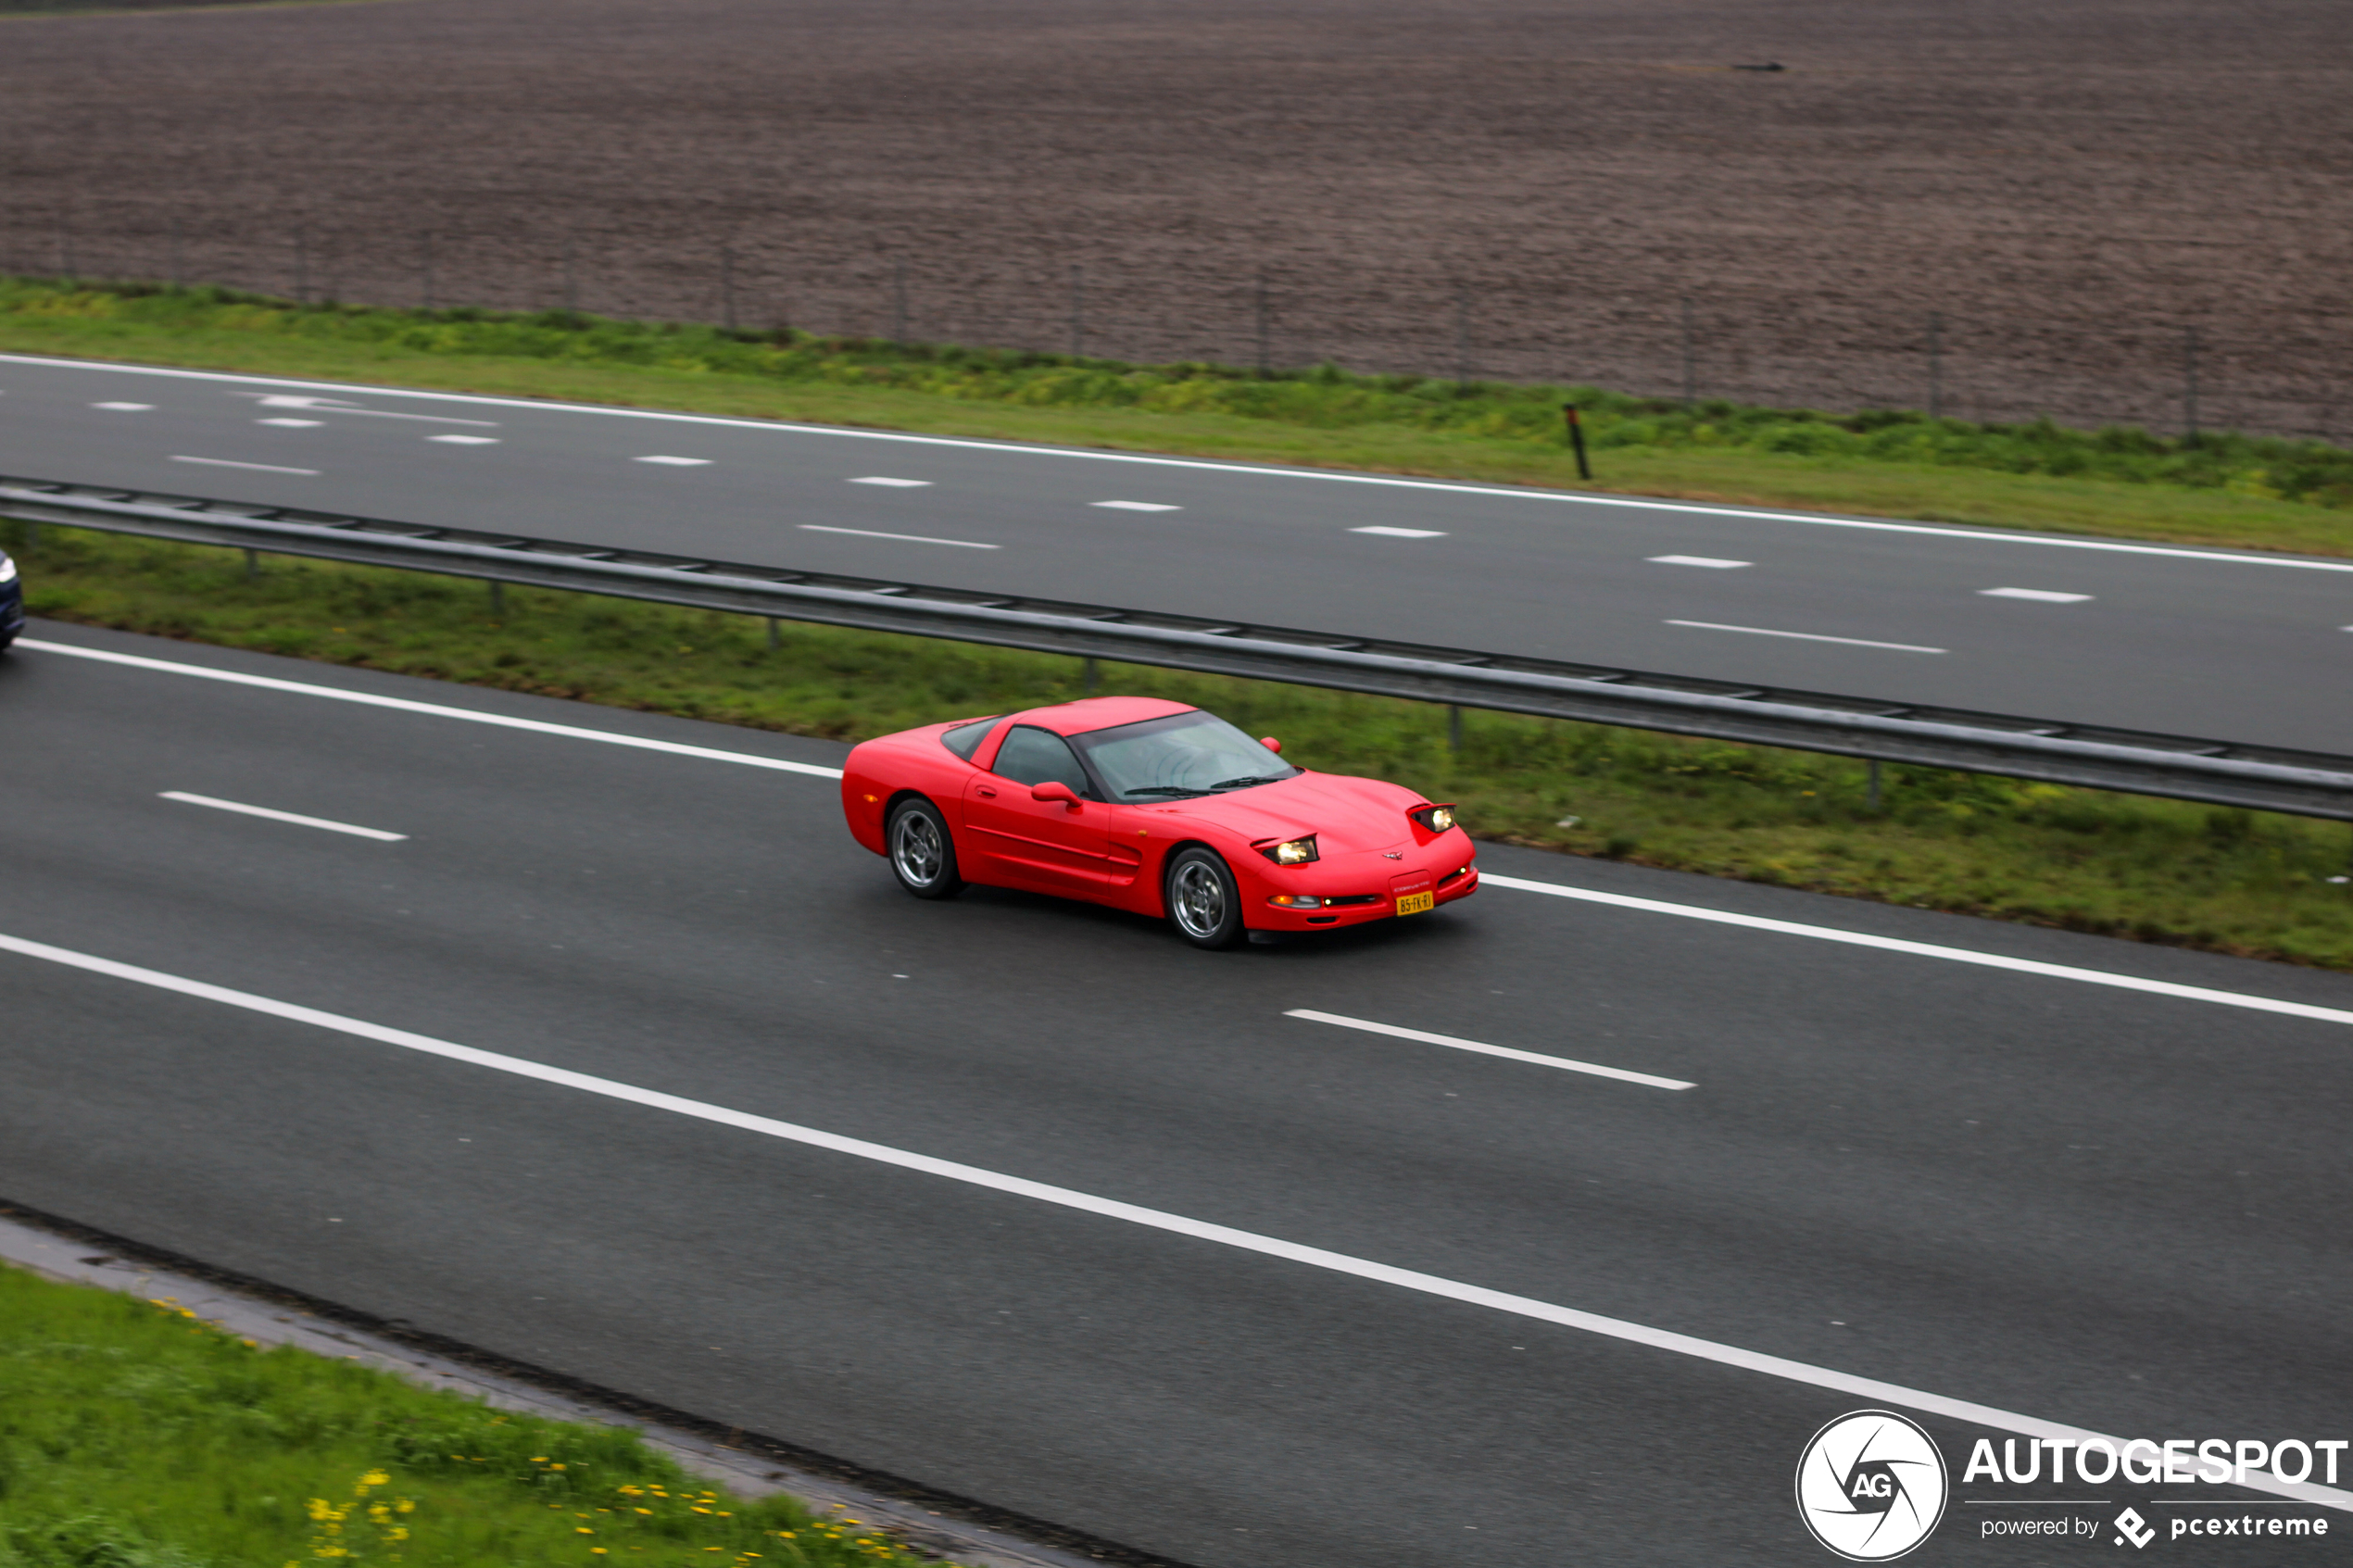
[990,726,1096,797]
[940,716,1002,760]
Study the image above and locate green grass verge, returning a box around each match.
[0,1261,950,1568]
[12,524,2350,969]
[6,279,2352,558]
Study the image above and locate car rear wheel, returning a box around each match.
[1164,847,1245,949]
[887,798,964,899]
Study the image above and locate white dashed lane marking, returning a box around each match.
[429,434,501,445]
[159,791,408,842]
[1283,1010,1694,1089]
[798,524,1000,550]
[1982,587,2094,603]
[1666,620,1945,654]
[848,476,933,487]
[634,456,711,467]
[257,418,322,428]
[93,401,153,411]
[170,456,321,476]
[1351,526,1447,539]
[1648,555,1752,569]
[1092,500,1181,512]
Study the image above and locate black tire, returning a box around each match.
[887,798,964,899]
[1164,847,1245,950]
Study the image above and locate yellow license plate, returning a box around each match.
[1395,891,1435,917]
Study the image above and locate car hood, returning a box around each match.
[1140,771,1424,853]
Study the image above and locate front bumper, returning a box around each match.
[1249,861,1478,931]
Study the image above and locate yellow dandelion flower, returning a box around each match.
[576,1527,595,1535]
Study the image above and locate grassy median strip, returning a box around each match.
[10,524,2349,968]
[4,278,2351,558]
[0,1261,949,1568]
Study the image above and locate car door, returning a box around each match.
[962,725,1118,896]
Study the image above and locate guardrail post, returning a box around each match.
[767,616,781,650]
[488,580,504,616]
[243,548,258,581]
[1448,704,1463,754]
[1083,657,1099,694]
[1867,759,1883,811]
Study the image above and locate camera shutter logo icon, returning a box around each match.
[1795,1411,1950,1561]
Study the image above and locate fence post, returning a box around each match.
[720,243,736,331]
[1069,264,1085,358]
[1254,273,1270,374]
[421,232,434,311]
[563,235,578,312]
[1563,405,1592,481]
[1680,296,1696,406]
[1926,312,1943,420]
[2183,326,2201,444]
[892,256,909,343]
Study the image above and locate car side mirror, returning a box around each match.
[1261,737,1282,753]
[1031,780,1081,809]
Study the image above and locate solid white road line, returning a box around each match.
[1981,587,2093,603]
[1091,500,1181,512]
[848,476,933,487]
[258,418,322,428]
[1351,526,1447,538]
[19,354,2352,574]
[159,791,408,842]
[170,456,321,476]
[1477,872,2353,1030]
[1666,620,1947,654]
[798,524,1000,550]
[1283,1009,1693,1089]
[0,928,2342,1513]
[93,401,153,410]
[16,640,845,779]
[24,638,2353,1030]
[428,434,500,445]
[634,455,711,467]
[1648,555,1751,569]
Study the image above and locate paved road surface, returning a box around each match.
[4,622,2348,1565]
[6,352,2350,753]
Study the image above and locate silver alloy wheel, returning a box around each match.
[1170,857,1227,939]
[892,809,945,887]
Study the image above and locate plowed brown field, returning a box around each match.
[3,0,2347,436]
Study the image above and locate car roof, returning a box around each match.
[1011,696,1198,736]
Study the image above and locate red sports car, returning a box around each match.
[840,696,1478,948]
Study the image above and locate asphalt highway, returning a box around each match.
[6,352,2351,754]
[4,621,2350,1566]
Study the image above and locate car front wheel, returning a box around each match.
[887,798,964,899]
[1164,847,1245,949]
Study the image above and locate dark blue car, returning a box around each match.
[0,548,20,648]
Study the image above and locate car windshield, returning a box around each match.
[1068,709,1300,799]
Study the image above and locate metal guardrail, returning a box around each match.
[7,473,2353,822]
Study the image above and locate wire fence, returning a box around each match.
[13,202,2349,447]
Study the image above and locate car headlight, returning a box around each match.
[0,553,16,585]
[1410,805,1456,833]
[1259,835,1319,865]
